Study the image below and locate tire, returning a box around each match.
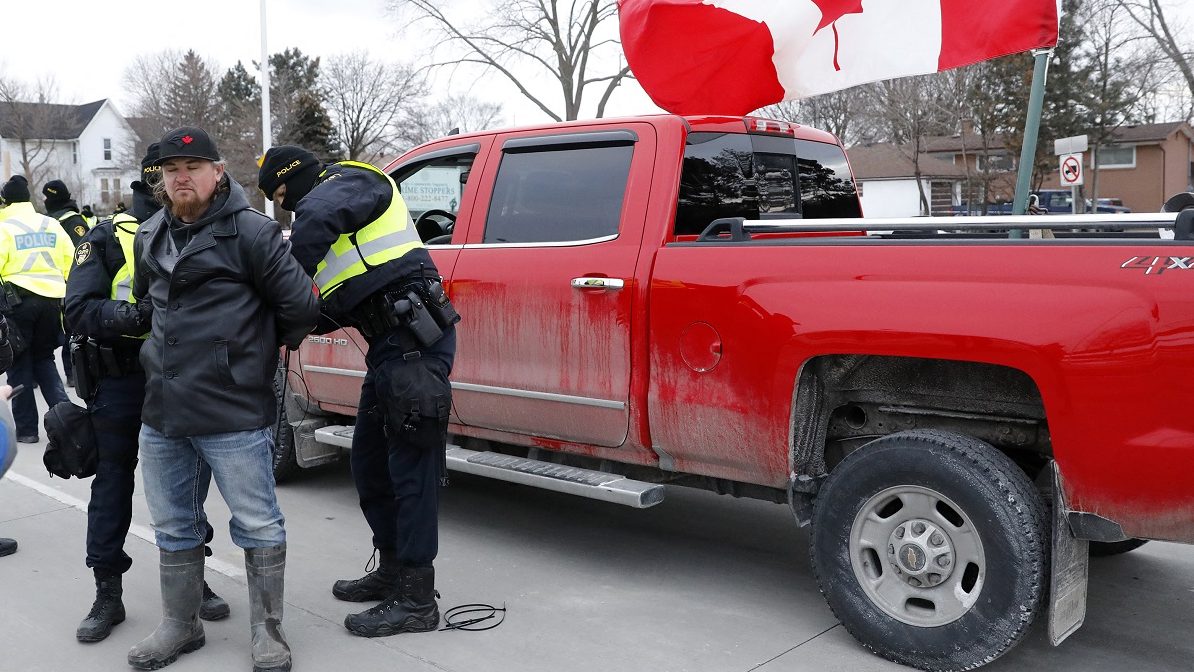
[271,365,301,483]
[810,430,1048,672]
[1089,538,1148,557]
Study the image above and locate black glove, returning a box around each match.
[0,314,8,346]
[112,302,149,336]
[136,300,154,327]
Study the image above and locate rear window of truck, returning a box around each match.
[674,132,861,237]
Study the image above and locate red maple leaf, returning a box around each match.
[182,135,193,144]
[810,0,865,71]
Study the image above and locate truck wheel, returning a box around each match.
[810,430,1047,672]
[272,365,301,483]
[1089,539,1148,557]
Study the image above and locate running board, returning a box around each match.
[312,425,665,508]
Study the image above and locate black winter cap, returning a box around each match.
[43,179,71,202]
[2,175,30,203]
[258,145,319,198]
[154,126,220,165]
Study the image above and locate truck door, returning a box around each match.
[449,126,654,447]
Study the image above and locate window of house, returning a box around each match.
[114,178,121,201]
[103,138,112,161]
[100,178,110,204]
[72,142,78,165]
[977,152,1015,172]
[483,143,633,244]
[1097,145,1135,169]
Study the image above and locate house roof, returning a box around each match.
[847,142,969,180]
[0,99,106,140]
[922,120,1193,154]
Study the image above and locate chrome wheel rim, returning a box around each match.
[848,485,985,627]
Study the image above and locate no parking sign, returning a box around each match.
[1059,152,1084,186]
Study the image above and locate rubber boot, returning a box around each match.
[332,548,400,602]
[200,580,230,621]
[246,544,291,672]
[344,566,440,637]
[127,546,206,670]
[77,572,126,642]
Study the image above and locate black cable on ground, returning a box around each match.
[439,603,507,632]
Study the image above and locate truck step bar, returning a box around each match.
[311,425,666,509]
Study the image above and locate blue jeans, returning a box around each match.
[139,424,285,552]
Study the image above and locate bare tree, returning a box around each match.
[405,94,505,148]
[322,51,427,162]
[1117,0,1193,113]
[755,89,870,146]
[865,76,952,215]
[123,49,221,135]
[0,74,74,197]
[391,0,632,121]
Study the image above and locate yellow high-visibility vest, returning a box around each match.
[312,161,423,297]
[109,213,147,340]
[0,202,72,298]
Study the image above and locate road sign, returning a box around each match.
[1055,135,1089,156]
[1060,152,1084,186]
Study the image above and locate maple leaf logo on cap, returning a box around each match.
[182,135,194,144]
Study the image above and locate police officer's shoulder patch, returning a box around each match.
[74,242,93,266]
[75,225,87,237]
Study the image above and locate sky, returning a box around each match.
[0,0,1191,130]
[0,0,663,128]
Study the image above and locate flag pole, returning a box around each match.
[260,0,273,217]
[1011,48,1052,229]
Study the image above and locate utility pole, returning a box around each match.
[260,0,273,217]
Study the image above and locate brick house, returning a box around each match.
[922,121,1194,213]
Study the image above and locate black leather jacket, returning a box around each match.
[133,178,319,437]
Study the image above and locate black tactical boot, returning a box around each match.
[127,546,205,670]
[344,566,440,637]
[246,544,291,672]
[199,580,230,621]
[0,538,16,557]
[77,572,126,642]
[331,548,400,602]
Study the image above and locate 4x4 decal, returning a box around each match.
[1121,256,1193,275]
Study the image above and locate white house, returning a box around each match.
[0,99,139,214]
[846,142,965,218]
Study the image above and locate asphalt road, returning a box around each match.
[2,392,1194,671]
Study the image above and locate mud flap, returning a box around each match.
[1048,461,1089,646]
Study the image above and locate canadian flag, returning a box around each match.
[619,0,1060,115]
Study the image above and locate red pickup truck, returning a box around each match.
[278,114,1194,671]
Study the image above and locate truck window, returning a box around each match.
[675,132,756,237]
[674,132,861,237]
[483,144,633,244]
[794,139,861,219]
[395,153,476,244]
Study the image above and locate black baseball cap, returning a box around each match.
[154,126,220,165]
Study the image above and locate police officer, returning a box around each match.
[43,179,88,387]
[43,179,91,246]
[0,175,72,442]
[64,144,230,643]
[259,146,458,637]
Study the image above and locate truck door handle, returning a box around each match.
[571,277,625,290]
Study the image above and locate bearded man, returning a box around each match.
[127,126,319,672]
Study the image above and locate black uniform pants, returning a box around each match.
[6,293,69,436]
[350,329,453,568]
[86,370,217,576]
[86,373,144,575]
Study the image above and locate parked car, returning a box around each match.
[953,190,1131,215]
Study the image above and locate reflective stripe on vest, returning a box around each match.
[312,161,423,297]
[110,214,139,303]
